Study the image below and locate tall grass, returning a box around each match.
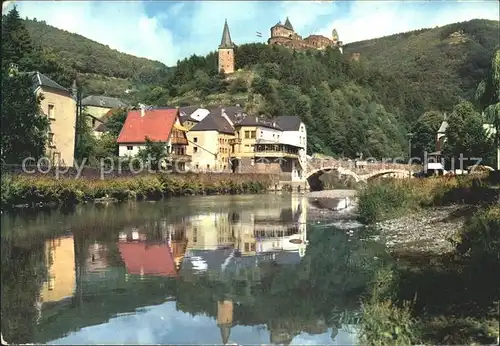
[0,173,276,209]
[359,267,417,346]
[357,174,494,224]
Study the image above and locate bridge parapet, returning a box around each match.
[307,158,420,175]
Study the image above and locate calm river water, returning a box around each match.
[1,194,388,345]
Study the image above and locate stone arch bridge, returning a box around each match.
[305,158,419,191]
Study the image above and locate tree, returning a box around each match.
[75,112,96,161]
[105,108,127,137]
[1,68,50,163]
[443,101,493,168]
[411,111,444,158]
[94,133,118,159]
[1,7,35,71]
[137,137,168,170]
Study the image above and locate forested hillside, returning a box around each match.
[344,19,499,110]
[22,18,172,97]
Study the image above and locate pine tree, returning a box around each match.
[1,6,36,71]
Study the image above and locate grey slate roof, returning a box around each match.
[179,106,199,117]
[235,115,282,130]
[274,115,302,131]
[82,95,128,108]
[27,71,70,93]
[219,19,235,49]
[209,106,246,122]
[284,17,294,31]
[190,111,235,135]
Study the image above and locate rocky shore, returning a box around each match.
[306,189,474,254]
[373,205,475,254]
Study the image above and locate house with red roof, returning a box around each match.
[117,106,191,171]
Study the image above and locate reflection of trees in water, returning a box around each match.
[175,227,386,340]
[1,238,48,344]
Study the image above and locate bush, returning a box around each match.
[455,205,500,266]
[0,173,275,209]
[359,267,417,346]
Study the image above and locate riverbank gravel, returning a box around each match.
[374,205,471,254]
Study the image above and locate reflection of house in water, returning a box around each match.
[117,228,186,277]
[86,243,109,273]
[217,300,233,345]
[185,213,234,250]
[41,235,76,303]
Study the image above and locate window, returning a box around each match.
[193,227,198,243]
[92,119,96,127]
[127,146,133,151]
[48,133,54,146]
[193,137,198,143]
[194,147,198,153]
[244,131,250,139]
[48,104,55,119]
[250,131,256,139]
[206,164,210,169]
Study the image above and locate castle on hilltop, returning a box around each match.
[268,17,343,53]
[217,18,343,75]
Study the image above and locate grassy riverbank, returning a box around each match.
[0,173,275,209]
[357,174,497,224]
[357,175,500,345]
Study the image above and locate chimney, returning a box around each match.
[221,108,225,116]
[139,103,145,117]
[443,112,447,121]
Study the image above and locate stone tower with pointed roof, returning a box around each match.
[217,300,233,345]
[218,19,235,74]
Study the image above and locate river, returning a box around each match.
[1,193,388,345]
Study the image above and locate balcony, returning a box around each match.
[254,143,300,158]
[169,153,192,162]
[229,138,242,145]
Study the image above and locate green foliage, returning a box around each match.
[75,112,97,161]
[345,19,499,112]
[21,17,171,84]
[0,68,49,163]
[443,101,493,166]
[0,174,275,209]
[105,108,127,137]
[359,268,417,346]
[411,111,443,157]
[455,205,500,265]
[136,138,168,170]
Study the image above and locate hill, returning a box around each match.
[22,18,173,98]
[344,19,499,110]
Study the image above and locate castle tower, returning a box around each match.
[217,300,233,345]
[218,19,235,74]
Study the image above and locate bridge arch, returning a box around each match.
[306,167,361,191]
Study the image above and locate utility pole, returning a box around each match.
[407,133,413,178]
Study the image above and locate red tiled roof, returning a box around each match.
[117,108,178,144]
[117,242,177,277]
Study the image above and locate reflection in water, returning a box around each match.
[1,194,387,345]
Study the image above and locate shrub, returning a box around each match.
[0,173,275,209]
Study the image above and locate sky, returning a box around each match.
[4,0,500,66]
[48,300,358,344]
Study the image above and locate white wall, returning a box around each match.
[279,123,307,149]
[118,144,146,157]
[258,127,282,142]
